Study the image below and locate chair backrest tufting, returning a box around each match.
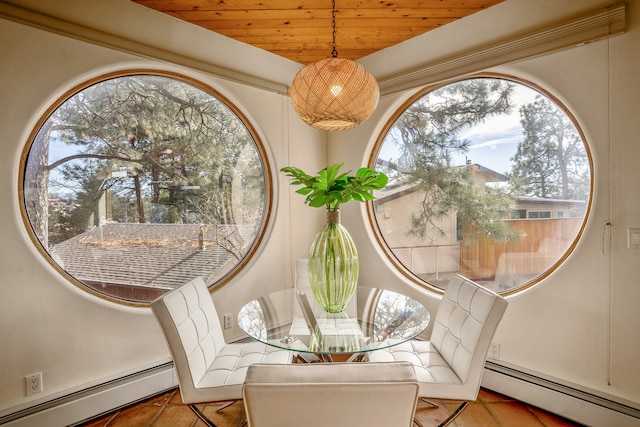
[243,362,419,427]
[151,277,227,399]
[294,258,311,290]
[430,274,508,384]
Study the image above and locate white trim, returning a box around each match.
[0,363,177,427]
[483,361,640,427]
[3,360,639,426]
[0,2,625,98]
[377,2,626,95]
[0,1,291,95]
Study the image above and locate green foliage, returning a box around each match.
[281,163,388,211]
[510,95,589,202]
[380,78,519,242]
[453,180,521,242]
[26,74,268,257]
[42,75,264,226]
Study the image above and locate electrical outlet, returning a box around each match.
[223,314,232,329]
[489,342,500,359]
[25,372,43,396]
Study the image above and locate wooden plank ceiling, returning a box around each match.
[131,0,506,64]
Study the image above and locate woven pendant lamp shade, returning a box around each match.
[290,57,380,131]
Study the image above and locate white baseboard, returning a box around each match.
[482,360,640,427]
[0,362,177,427]
[3,359,639,427]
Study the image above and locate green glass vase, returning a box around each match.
[308,210,359,313]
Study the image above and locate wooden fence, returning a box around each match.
[459,218,583,283]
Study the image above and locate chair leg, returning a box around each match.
[222,401,247,427]
[419,397,439,408]
[188,404,217,427]
[437,401,469,427]
[216,400,237,412]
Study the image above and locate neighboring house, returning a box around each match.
[513,196,586,219]
[49,222,243,301]
[374,163,507,242]
[373,163,586,290]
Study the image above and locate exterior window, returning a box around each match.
[528,211,551,219]
[370,76,592,294]
[512,209,526,219]
[21,72,271,304]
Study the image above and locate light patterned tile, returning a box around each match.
[445,402,499,427]
[529,406,585,427]
[169,391,185,404]
[107,404,161,426]
[151,405,197,427]
[76,411,118,427]
[478,388,515,403]
[486,401,545,427]
[196,403,245,427]
[144,389,178,406]
[414,401,455,426]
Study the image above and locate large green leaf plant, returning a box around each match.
[281,163,388,211]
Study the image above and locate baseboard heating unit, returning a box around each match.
[483,360,640,427]
[0,361,176,427]
[2,359,639,427]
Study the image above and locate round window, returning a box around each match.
[21,71,272,304]
[370,75,592,294]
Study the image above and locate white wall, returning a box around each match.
[330,0,640,410]
[0,0,323,414]
[0,0,639,422]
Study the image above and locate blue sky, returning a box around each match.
[376,81,542,177]
[452,84,539,175]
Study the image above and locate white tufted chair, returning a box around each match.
[289,258,313,336]
[150,277,293,427]
[367,274,508,427]
[242,361,419,427]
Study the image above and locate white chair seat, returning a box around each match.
[197,342,292,398]
[369,340,462,389]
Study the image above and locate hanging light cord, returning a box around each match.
[331,0,338,57]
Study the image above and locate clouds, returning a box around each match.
[454,84,539,174]
[377,79,547,176]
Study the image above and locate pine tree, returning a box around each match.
[379,78,520,242]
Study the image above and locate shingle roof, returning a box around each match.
[49,223,249,290]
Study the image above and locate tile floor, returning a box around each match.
[75,387,585,427]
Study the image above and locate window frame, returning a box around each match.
[18,69,274,306]
[367,73,593,296]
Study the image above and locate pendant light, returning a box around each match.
[289,0,380,131]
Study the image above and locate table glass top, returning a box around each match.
[237,287,430,355]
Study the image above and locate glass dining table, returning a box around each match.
[237,287,430,362]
